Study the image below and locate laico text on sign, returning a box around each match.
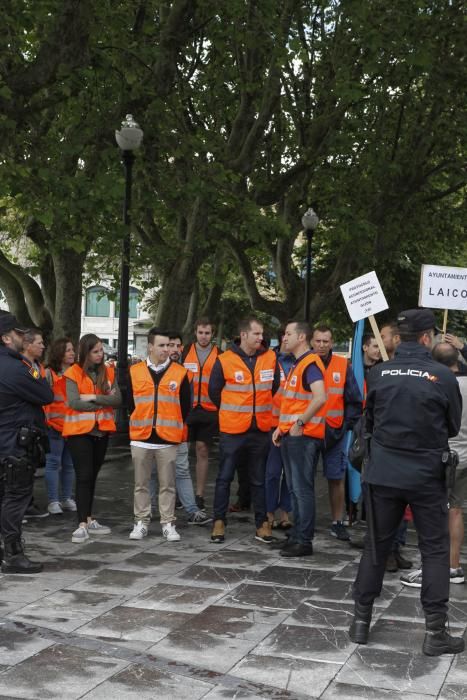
[419,264,467,311]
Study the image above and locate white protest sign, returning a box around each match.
[340,271,389,323]
[419,264,467,311]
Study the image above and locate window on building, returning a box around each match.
[85,286,110,317]
[115,287,140,319]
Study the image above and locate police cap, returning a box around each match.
[397,308,441,334]
[0,312,28,335]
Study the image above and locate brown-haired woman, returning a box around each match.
[44,337,76,514]
[63,334,121,543]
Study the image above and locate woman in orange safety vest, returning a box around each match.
[63,334,121,544]
[44,337,76,516]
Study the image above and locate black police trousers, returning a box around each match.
[0,471,33,544]
[354,483,449,615]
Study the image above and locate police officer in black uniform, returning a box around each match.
[0,313,53,573]
[349,308,463,656]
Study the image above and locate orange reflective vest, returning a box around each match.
[279,352,326,438]
[62,364,117,436]
[129,361,187,443]
[316,353,348,429]
[44,368,67,432]
[183,343,219,412]
[218,349,276,434]
[271,360,287,428]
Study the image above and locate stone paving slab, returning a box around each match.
[0,440,465,699]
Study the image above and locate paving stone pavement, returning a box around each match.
[1,437,466,699]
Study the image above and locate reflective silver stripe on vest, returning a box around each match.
[327,409,344,417]
[255,382,273,390]
[224,383,254,392]
[64,413,95,422]
[282,390,313,400]
[328,387,344,395]
[53,394,64,401]
[98,411,115,421]
[158,395,180,404]
[129,418,153,427]
[255,404,272,413]
[47,412,65,419]
[134,394,153,404]
[156,418,183,429]
[220,403,252,413]
[200,376,210,384]
[220,403,271,413]
[280,413,325,424]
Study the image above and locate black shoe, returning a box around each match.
[175,497,183,510]
[385,552,398,573]
[349,601,373,644]
[280,543,313,558]
[195,495,205,511]
[394,549,413,569]
[1,540,43,574]
[25,505,49,519]
[423,613,465,656]
[270,538,290,550]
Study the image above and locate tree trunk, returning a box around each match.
[52,249,86,344]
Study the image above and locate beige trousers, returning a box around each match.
[131,445,177,525]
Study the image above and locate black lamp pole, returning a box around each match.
[115,115,143,432]
[116,150,134,431]
[301,207,319,322]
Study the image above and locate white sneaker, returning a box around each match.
[162,523,181,542]
[87,519,111,535]
[129,520,148,540]
[48,501,63,515]
[61,498,77,512]
[72,525,89,543]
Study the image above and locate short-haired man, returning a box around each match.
[162,332,210,526]
[208,316,280,543]
[182,318,220,511]
[427,342,466,584]
[311,325,363,541]
[380,322,401,360]
[349,309,463,656]
[0,314,53,573]
[128,328,191,542]
[21,329,51,519]
[362,334,381,374]
[272,321,326,556]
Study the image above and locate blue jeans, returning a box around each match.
[281,435,321,545]
[150,443,198,515]
[265,432,291,514]
[45,428,74,503]
[213,431,269,527]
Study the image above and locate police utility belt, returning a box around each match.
[443,449,459,492]
[0,426,49,486]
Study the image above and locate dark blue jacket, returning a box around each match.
[0,346,53,458]
[364,342,462,489]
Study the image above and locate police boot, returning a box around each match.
[422,613,465,656]
[1,539,43,574]
[349,601,373,644]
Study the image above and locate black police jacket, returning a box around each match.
[364,342,462,490]
[0,345,53,458]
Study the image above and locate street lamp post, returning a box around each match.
[115,114,143,431]
[301,207,319,322]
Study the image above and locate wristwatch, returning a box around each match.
[296,419,305,427]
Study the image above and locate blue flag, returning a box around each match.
[346,319,365,503]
